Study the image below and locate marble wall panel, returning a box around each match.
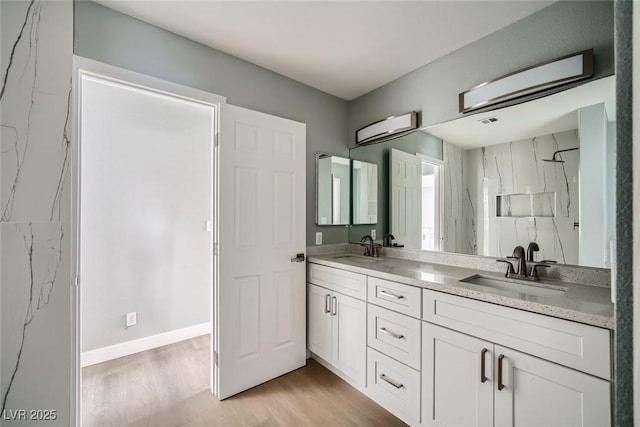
[444,129,580,264]
[1,1,73,425]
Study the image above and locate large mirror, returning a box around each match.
[352,160,378,225]
[349,76,616,268]
[316,153,351,225]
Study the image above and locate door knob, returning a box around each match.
[290,253,305,262]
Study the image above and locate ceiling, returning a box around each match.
[95,1,554,100]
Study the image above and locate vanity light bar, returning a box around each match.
[459,49,594,113]
[355,111,418,145]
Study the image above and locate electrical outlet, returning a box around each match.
[371,229,376,240]
[126,312,137,328]
[316,232,322,245]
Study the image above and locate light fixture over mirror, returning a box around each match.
[355,111,418,145]
[459,49,594,113]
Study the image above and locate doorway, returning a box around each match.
[74,58,223,424]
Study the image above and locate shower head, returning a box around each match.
[542,157,565,163]
[542,147,579,164]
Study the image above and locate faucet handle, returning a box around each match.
[496,259,516,277]
[529,264,551,281]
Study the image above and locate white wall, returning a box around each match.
[1,1,73,425]
[79,75,213,353]
[578,103,609,267]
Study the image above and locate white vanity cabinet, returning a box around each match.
[307,264,367,386]
[366,277,423,426]
[422,289,612,427]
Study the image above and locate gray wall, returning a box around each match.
[348,1,614,146]
[74,1,350,246]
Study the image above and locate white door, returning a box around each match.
[307,284,332,361]
[390,148,422,249]
[332,292,367,386]
[216,104,306,399]
[423,324,493,427]
[494,346,611,427]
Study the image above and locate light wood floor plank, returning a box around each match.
[82,335,406,427]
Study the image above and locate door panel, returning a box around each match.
[217,104,306,399]
[390,148,422,249]
[308,284,332,361]
[494,346,611,427]
[332,293,366,386]
[423,324,493,427]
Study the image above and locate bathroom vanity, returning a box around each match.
[306,252,613,427]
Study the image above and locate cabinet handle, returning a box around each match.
[480,348,488,383]
[379,290,404,300]
[379,374,403,389]
[332,296,337,316]
[324,294,331,313]
[379,327,404,340]
[497,354,505,391]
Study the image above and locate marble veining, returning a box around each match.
[308,253,614,329]
[445,129,580,265]
[1,223,65,412]
[1,0,73,423]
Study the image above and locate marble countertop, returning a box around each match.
[308,253,615,330]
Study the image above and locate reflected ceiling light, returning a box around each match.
[356,111,418,145]
[459,49,594,113]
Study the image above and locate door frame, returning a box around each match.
[417,153,445,252]
[70,56,226,426]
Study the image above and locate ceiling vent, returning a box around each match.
[478,116,499,125]
[356,111,419,145]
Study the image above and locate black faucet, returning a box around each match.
[383,234,395,247]
[526,242,539,262]
[511,245,527,278]
[360,235,375,257]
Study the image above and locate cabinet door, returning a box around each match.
[494,346,611,427]
[423,324,493,427]
[332,293,367,386]
[307,284,332,362]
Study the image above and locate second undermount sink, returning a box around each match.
[460,274,567,298]
[332,255,384,263]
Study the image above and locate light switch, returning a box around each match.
[371,229,376,240]
[316,232,322,245]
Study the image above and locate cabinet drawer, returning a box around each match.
[368,277,421,318]
[423,290,611,379]
[308,263,366,300]
[367,348,421,425]
[368,305,421,370]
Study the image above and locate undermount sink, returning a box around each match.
[332,255,384,263]
[460,274,567,298]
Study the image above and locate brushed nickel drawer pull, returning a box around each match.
[324,294,331,313]
[497,354,505,390]
[481,348,488,383]
[379,290,404,300]
[332,296,337,316]
[379,327,404,340]
[379,374,403,389]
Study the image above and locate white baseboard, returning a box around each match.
[81,322,211,367]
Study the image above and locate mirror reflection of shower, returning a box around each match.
[543,147,579,163]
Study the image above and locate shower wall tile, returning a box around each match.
[1,222,70,424]
[445,129,580,264]
[1,1,73,425]
[1,1,72,223]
